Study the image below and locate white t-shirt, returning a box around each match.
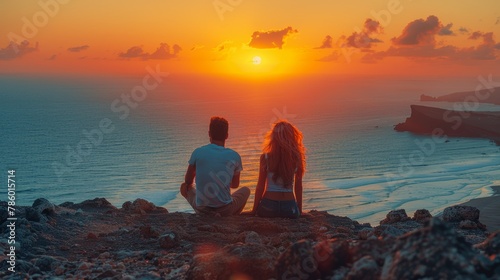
[188,143,243,207]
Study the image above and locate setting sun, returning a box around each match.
[252,56,262,65]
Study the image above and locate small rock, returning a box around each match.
[87,232,98,239]
[99,252,111,259]
[54,266,65,276]
[380,209,409,224]
[34,256,59,272]
[346,255,380,280]
[244,231,262,244]
[140,225,160,239]
[358,228,375,240]
[443,205,480,222]
[159,232,178,249]
[59,245,70,251]
[374,225,404,239]
[32,198,55,216]
[413,209,432,223]
[122,198,157,214]
[78,262,92,271]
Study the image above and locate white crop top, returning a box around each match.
[265,154,294,193]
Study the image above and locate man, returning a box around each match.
[180,116,250,216]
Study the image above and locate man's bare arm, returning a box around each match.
[230,171,241,189]
[185,164,196,185]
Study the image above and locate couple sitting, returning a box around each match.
[180,116,305,218]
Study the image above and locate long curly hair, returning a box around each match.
[263,121,306,188]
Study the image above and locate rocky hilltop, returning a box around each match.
[395,105,500,144]
[1,198,500,279]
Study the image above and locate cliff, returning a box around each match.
[1,198,500,279]
[395,105,500,144]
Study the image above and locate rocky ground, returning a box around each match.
[1,198,499,279]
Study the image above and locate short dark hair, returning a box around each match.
[209,117,229,141]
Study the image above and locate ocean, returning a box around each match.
[1,73,499,225]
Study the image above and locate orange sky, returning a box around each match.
[1,0,500,78]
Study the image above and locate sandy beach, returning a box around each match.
[461,186,500,232]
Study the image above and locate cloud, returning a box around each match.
[0,40,38,60]
[48,54,57,60]
[315,35,333,49]
[67,45,89,52]
[119,46,147,58]
[149,43,181,59]
[364,27,499,62]
[461,32,498,60]
[248,26,297,49]
[392,15,441,46]
[119,43,181,60]
[496,17,500,25]
[344,18,384,49]
[458,27,469,34]
[363,45,457,62]
[438,23,455,36]
[468,31,484,40]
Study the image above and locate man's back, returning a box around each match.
[189,143,242,207]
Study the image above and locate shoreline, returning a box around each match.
[459,185,500,232]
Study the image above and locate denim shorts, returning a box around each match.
[256,198,300,219]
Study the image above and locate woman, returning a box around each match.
[250,120,306,218]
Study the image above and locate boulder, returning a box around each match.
[374,225,404,239]
[346,256,380,280]
[34,256,61,272]
[313,239,351,276]
[412,209,432,223]
[380,209,410,224]
[358,228,375,240]
[274,239,320,279]
[381,218,481,279]
[140,226,160,239]
[122,199,158,214]
[25,207,47,223]
[72,198,117,212]
[350,238,392,266]
[32,198,55,216]
[443,205,480,222]
[159,232,178,249]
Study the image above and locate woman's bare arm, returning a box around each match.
[252,154,267,212]
[294,168,304,214]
